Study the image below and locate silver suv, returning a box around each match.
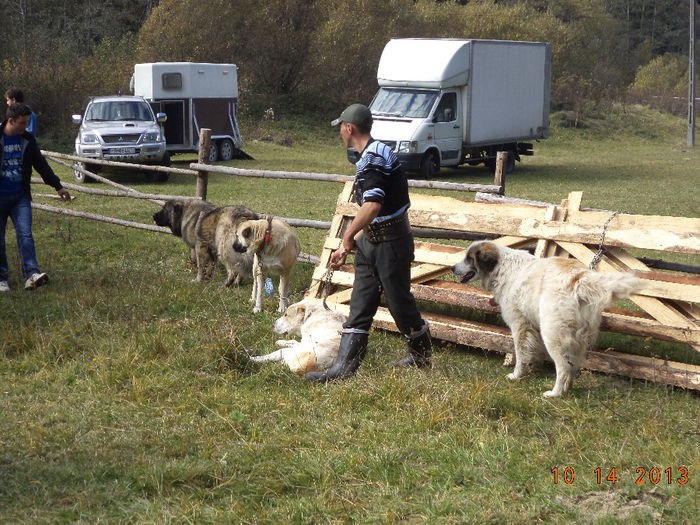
[72,95,169,182]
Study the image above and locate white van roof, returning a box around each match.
[377,39,472,89]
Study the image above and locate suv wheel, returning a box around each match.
[73,161,96,183]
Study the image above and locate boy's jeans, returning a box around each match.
[0,191,41,281]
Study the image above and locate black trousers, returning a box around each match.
[344,233,425,336]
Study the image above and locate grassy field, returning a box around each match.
[1,105,699,523]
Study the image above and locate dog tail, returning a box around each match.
[574,271,641,305]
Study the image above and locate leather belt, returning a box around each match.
[364,212,411,243]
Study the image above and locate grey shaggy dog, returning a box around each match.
[153,199,258,286]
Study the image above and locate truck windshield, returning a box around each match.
[370,88,438,119]
[86,101,153,122]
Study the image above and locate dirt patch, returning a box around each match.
[555,487,668,522]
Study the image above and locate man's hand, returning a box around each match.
[330,247,349,270]
[57,188,71,201]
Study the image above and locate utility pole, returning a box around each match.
[689,0,696,147]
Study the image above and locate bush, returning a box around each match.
[629,53,695,115]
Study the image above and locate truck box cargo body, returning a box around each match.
[367,38,551,177]
[132,62,245,162]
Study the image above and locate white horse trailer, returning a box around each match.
[132,62,250,161]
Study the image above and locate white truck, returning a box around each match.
[364,38,551,177]
[131,62,249,162]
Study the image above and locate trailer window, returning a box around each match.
[162,72,183,90]
[370,88,438,119]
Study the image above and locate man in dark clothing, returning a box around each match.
[305,104,432,383]
[0,103,70,291]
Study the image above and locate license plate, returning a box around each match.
[107,147,137,155]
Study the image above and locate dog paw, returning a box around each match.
[542,390,561,398]
[253,307,263,314]
[506,372,519,381]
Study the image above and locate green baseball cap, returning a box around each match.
[331,103,373,126]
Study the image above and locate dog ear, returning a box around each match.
[170,202,183,235]
[475,244,498,273]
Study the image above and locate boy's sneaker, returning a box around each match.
[0,281,9,292]
[25,272,48,290]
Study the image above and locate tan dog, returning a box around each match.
[233,217,301,313]
[452,241,640,397]
[250,300,346,375]
[153,200,256,286]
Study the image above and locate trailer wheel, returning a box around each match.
[505,152,515,174]
[419,151,440,179]
[72,161,96,183]
[218,139,235,161]
[208,141,219,163]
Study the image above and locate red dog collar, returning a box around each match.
[264,215,273,244]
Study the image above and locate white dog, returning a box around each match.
[250,300,346,375]
[452,241,640,397]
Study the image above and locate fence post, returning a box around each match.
[196,128,211,200]
[494,151,507,195]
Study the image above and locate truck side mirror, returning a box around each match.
[444,108,454,121]
[71,114,82,124]
[156,112,167,123]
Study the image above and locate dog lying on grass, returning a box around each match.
[153,199,257,286]
[249,299,346,375]
[452,241,640,397]
[233,216,300,313]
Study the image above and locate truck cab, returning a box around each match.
[360,38,551,178]
[369,87,462,177]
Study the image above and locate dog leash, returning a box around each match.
[589,210,627,270]
[320,267,336,310]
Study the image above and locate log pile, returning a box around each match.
[308,183,700,390]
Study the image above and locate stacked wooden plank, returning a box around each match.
[307,183,700,390]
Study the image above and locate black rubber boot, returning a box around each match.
[392,323,432,368]
[305,332,369,383]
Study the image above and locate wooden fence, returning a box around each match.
[34,134,700,388]
[36,129,506,259]
[307,183,700,390]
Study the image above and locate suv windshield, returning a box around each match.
[85,101,153,122]
[370,88,439,119]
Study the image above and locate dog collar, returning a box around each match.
[264,215,273,244]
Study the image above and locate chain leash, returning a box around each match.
[320,266,335,310]
[589,210,627,270]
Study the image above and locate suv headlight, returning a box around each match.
[143,131,161,142]
[81,132,98,144]
[398,141,417,154]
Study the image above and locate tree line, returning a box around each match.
[0,0,697,144]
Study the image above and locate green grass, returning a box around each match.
[1,105,699,523]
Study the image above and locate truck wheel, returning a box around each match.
[419,151,440,179]
[219,139,235,161]
[505,152,515,174]
[208,142,219,163]
[72,161,95,183]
